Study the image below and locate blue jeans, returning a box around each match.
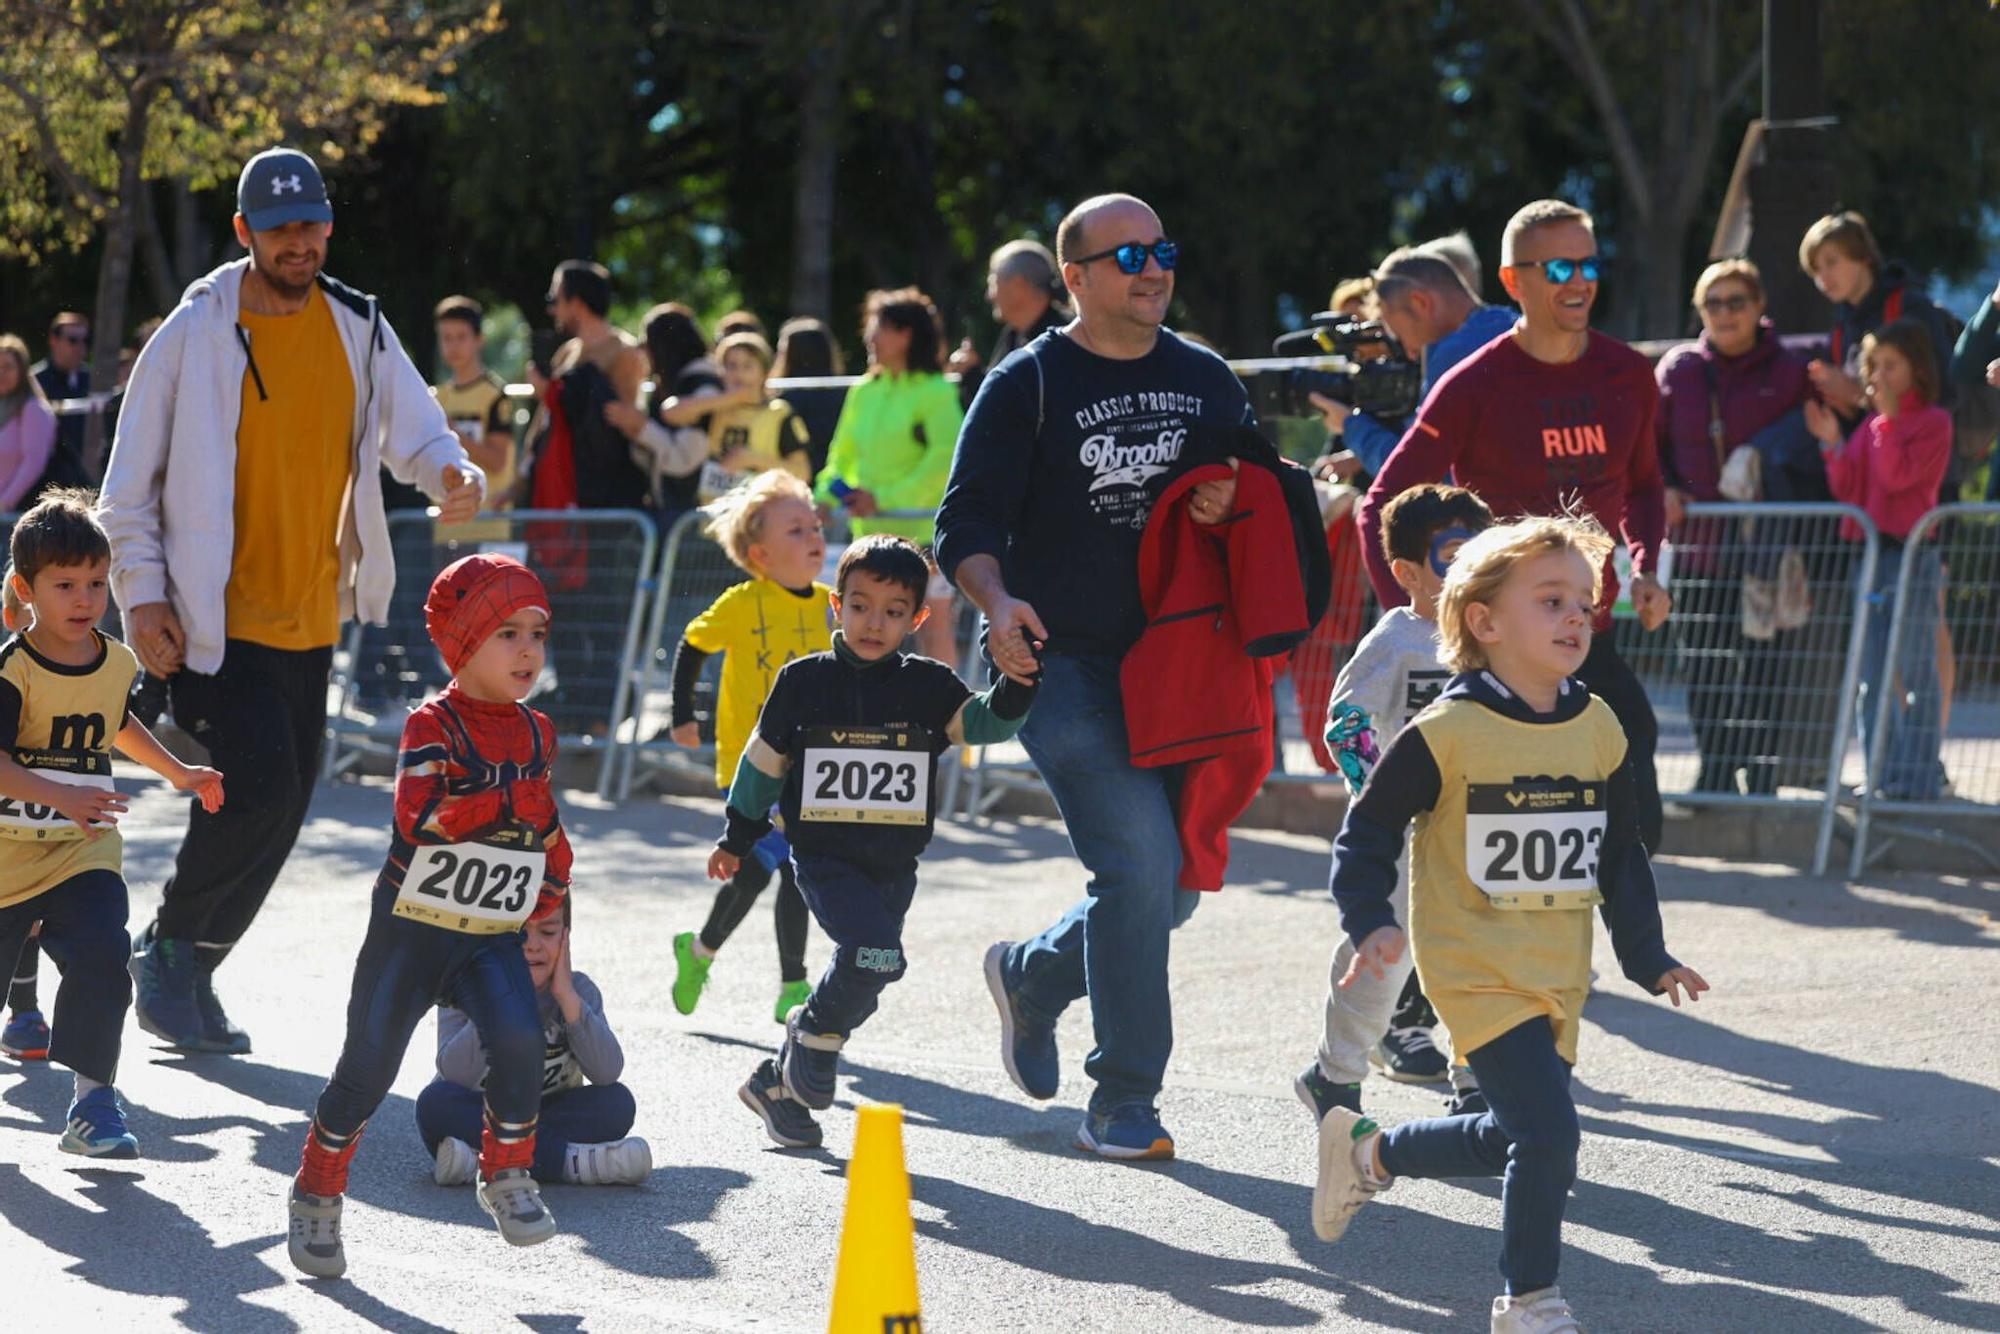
[794,854,917,1038]
[1858,545,1944,799]
[1003,653,1201,1113]
[0,870,130,1085]
[416,1080,636,1183]
[313,881,545,1142]
[1377,1017,1578,1295]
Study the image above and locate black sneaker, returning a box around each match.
[1369,1025,1449,1083]
[1445,1086,1489,1118]
[130,932,206,1050]
[1293,1062,1362,1123]
[738,1058,823,1149]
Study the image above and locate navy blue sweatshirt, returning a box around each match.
[935,329,1254,657]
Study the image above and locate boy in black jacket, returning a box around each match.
[712,535,1037,1148]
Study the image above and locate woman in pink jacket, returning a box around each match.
[1805,320,1953,800]
[0,334,57,511]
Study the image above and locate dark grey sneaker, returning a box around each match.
[131,934,206,1050]
[1293,1062,1362,1123]
[738,1058,824,1149]
[984,941,1058,1100]
[779,1009,843,1111]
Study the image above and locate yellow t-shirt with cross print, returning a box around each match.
[683,578,833,790]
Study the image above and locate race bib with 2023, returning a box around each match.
[393,829,546,934]
[1464,778,1607,910]
[0,752,115,842]
[799,724,929,826]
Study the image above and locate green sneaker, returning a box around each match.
[671,932,713,1016]
[773,978,812,1025]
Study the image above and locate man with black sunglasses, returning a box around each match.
[1357,198,1670,852]
[937,192,1253,1162]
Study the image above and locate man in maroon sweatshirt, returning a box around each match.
[1358,198,1670,849]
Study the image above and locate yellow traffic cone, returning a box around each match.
[828,1103,923,1334]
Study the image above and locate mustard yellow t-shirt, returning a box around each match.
[1406,696,1627,1065]
[683,578,833,789]
[0,631,139,909]
[226,286,355,649]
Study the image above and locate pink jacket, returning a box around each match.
[1823,398,1951,543]
[0,398,56,510]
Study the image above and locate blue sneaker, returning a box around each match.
[984,941,1058,1100]
[779,1008,843,1111]
[2,1009,51,1060]
[60,1086,139,1158]
[1075,1103,1175,1161]
[1293,1062,1362,1123]
[131,934,206,1050]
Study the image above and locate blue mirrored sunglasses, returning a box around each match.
[1514,256,1601,285]
[1074,239,1179,275]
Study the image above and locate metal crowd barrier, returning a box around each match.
[1850,503,2000,875]
[1623,503,1879,876]
[323,507,656,797]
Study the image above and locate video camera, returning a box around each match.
[1269,313,1422,420]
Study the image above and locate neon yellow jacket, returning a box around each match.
[814,371,963,545]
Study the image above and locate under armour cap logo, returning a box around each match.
[272,174,303,196]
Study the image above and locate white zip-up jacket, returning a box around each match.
[100,259,481,675]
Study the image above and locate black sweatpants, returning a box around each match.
[0,871,131,1083]
[156,640,331,954]
[698,853,809,983]
[1575,634,1663,853]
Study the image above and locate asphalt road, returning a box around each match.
[4,773,1998,1332]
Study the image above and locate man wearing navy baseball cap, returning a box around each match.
[101,145,485,1056]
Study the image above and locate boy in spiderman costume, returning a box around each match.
[288,554,573,1279]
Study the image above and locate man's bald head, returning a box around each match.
[1057,193,1160,266]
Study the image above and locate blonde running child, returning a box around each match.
[1314,513,1709,1334]
[667,471,831,1021]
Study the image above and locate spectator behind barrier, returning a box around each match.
[1329,276,1375,319]
[1946,274,2000,499]
[1316,241,1517,482]
[28,311,91,492]
[0,334,57,511]
[1656,259,1820,797]
[949,239,1072,405]
[1806,322,1954,802]
[771,317,845,474]
[714,309,768,343]
[697,333,815,503]
[815,287,963,665]
[606,302,723,522]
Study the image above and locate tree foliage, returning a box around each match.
[4,0,2000,375]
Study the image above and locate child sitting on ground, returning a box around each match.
[289,554,573,1278]
[417,895,649,1187]
[1299,484,1492,1142]
[716,535,1036,1149]
[669,471,832,1022]
[0,492,224,1154]
[1313,512,1709,1334]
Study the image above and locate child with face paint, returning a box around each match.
[1299,486,1493,1138]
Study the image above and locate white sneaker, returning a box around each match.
[432,1135,477,1187]
[477,1167,558,1246]
[567,1136,653,1185]
[1312,1107,1392,1242]
[1491,1286,1583,1333]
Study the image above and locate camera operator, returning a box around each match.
[1313,242,1516,483]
